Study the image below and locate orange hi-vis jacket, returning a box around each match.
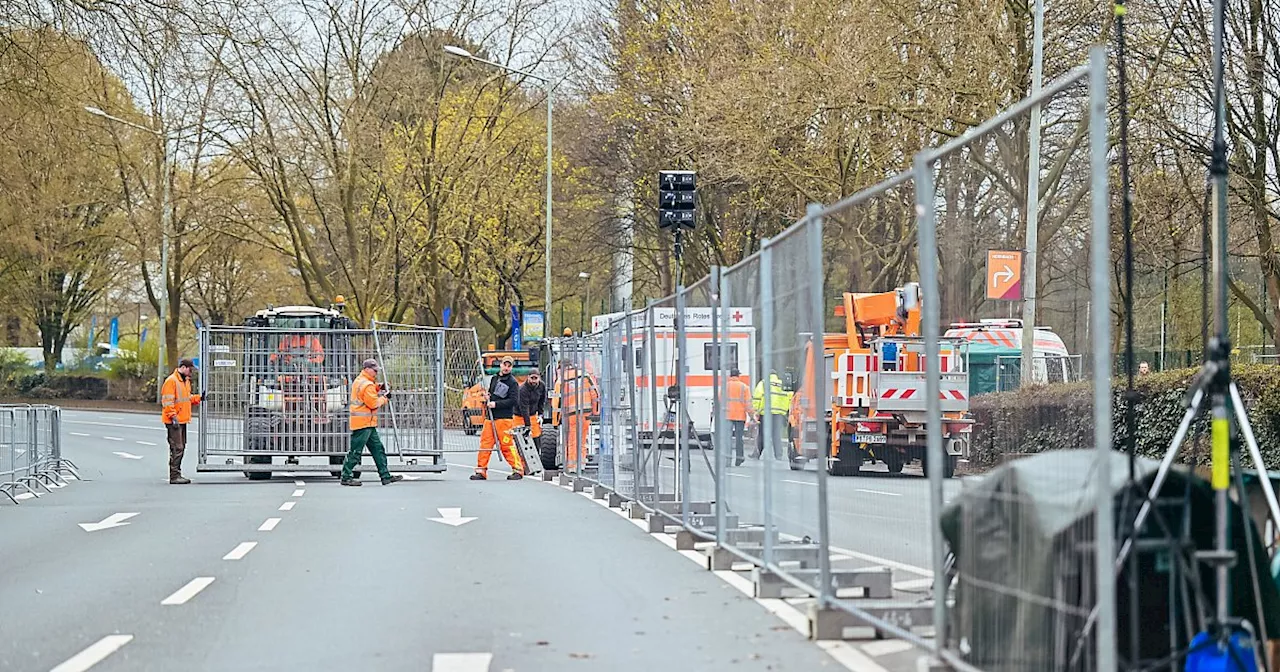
[161,370,201,424]
[726,377,752,422]
[270,334,324,366]
[349,370,386,430]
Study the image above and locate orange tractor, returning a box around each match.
[789,282,972,478]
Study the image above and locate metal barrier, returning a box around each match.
[1,404,77,504]
[537,47,1113,672]
[196,323,480,477]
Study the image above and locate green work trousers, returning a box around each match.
[342,427,392,481]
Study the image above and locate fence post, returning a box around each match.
[676,282,689,524]
[805,203,832,605]
[646,302,661,503]
[912,151,948,658]
[713,266,727,547]
[1089,43,1117,672]
[760,238,775,568]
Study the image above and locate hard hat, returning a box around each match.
[335,295,346,303]
[563,328,573,336]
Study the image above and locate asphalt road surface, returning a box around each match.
[1,410,861,672]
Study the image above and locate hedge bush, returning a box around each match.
[969,364,1280,471]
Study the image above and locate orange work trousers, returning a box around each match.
[477,417,523,475]
[564,413,590,472]
[517,414,542,439]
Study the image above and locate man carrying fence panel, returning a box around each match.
[162,357,202,484]
[472,355,524,480]
[341,358,403,487]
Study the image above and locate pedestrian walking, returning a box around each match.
[725,369,752,466]
[162,357,202,484]
[472,355,525,480]
[340,358,403,487]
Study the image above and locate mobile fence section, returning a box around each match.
[0,404,75,504]
[195,324,479,477]
[917,47,1114,672]
[543,48,1113,672]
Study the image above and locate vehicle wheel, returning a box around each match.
[245,454,272,480]
[330,454,359,479]
[885,449,905,474]
[538,432,559,471]
[828,436,862,476]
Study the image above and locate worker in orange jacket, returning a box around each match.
[472,355,524,480]
[161,357,202,484]
[725,368,752,466]
[340,358,404,487]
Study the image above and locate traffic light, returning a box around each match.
[658,170,696,230]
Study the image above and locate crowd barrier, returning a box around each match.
[0,404,77,504]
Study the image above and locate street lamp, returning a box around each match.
[86,105,170,401]
[443,45,554,332]
[579,271,590,333]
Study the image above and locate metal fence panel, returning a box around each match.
[720,254,767,567]
[197,325,459,475]
[917,48,1113,672]
[1,404,70,503]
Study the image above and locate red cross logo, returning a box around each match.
[732,310,744,323]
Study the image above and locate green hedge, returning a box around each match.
[969,364,1280,471]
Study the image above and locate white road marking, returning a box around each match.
[259,517,281,531]
[15,492,35,501]
[782,479,817,487]
[78,512,139,532]
[429,507,477,527]
[135,441,157,446]
[432,652,494,672]
[161,577,215,605]
[728,473,750,478]
[827,544,932,578]
[64,420,163,431]
[50,634,133,672]
[861,640,915,657]
[223,542,258,560]
[853,488,902,497]
[103,436,123,442]
[278,501,295,511]
[70,432,91,437]
[291,489,305,497]
[112,452,143,460]
[294,480,305,487]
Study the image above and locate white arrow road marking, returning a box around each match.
[50,634,134,672]
[161,577,215,605]
[223,542,257,561]
[278,501,295,511]
[79,512,139,532]
[259,517,281,531]
[431,653,493,672]
[429,507,477,527]
[992,264,1015,286]
[112,452,144,460]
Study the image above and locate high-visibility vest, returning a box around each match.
[349,372,385,430]
[272,334,324,368]
[161,370,201,424]
[753,375,792,416]
[726,378,751,422]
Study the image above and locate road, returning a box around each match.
[2,410,854,672]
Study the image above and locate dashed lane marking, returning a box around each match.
[431,652,494,672]
[70,432,90,437]
[161,577,215,605]
[259,517,281,531]
[49,634,133,672]
[279,501,296,511]
[292,489,305,497]
[136,441,157,446]
[223,542,257,561]
[853,488,903,497]
[103,437,123,442]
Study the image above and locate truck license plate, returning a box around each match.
[855,433,887,444]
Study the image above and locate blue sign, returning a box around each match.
[442,307,452,327]
[511,305,523,350]
[109,317,119,348]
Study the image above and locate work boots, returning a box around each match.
[382,475,404,485]
[340,478,362,486]
[170,476,191,485]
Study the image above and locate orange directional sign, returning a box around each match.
[986,250,1023,300]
